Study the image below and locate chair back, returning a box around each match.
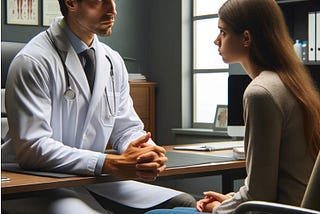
[1,41,26,88]
[301,151,320,211]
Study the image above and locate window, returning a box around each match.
[193,0,228,128]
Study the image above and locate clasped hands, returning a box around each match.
[103,132,167,181]
[196,191,231,212]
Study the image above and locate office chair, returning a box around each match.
[1,42,26,144]
[234,151,320,214]
[1,89,8,144]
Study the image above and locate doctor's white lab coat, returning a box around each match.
[1,17,181,208]
[2,17,148,174]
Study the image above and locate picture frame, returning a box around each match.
[6,0,39,26]
[213,105,228,131]
[42,0,62,26]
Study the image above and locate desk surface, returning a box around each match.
[1,171,120,195]
[161,144,245,176]
[1,144,246,196]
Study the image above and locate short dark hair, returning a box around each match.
[58,0,68,16]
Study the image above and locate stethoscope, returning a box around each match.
[46,30,117,117]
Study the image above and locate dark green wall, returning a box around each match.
[1,0,191,145]
[145,0,192,145]
[1,0,148,73]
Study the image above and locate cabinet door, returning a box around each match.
[129,82,157,139]
[130,86,150,119]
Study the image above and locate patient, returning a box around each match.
[146,0,320,213]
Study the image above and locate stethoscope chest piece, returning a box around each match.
[64,87,76,100]
[46,30,76,101]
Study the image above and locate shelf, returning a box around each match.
[171,128,229,137]
[277,0,314,4]
[276,0,319,91]
[304,62,320,66]
[277,0,320,48]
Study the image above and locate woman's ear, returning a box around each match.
[242,30,252,48]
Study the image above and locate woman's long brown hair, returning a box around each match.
[219,0,320,160]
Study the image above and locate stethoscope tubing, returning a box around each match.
[45,30,117,116]
[46,30,75,100]
[105,55,117,117]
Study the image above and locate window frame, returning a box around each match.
[192,3,229,129]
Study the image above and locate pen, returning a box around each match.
[173,145,212,151]
[1,177,11,182]
[200,145,213,151]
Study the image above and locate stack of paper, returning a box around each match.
[233,147,245,160]
[128,73,147,82]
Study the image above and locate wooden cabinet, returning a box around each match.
[129,82,157,139]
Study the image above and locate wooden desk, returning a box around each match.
[1,171,118,196]
[159,145,246,194]
[163,144,245,176]
[2,145,246,198]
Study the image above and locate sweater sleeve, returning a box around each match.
[213,84,283,214]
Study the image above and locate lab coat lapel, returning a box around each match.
[82,42,111,130]
[65,52,91,102]
[91,43,109,106]
[49,23,91,102]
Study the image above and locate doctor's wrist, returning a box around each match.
[102,153,138,179]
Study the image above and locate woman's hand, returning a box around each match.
[196,191,231,212]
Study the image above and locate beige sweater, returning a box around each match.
[213,71,314,214]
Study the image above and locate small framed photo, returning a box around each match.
[213,105,228,131]
[6,0,39,25]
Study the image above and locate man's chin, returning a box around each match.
[97,28,113,37]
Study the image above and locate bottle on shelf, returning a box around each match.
[293,39,302,60]
[301,41,308,63]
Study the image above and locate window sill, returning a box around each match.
[171,128,229,137]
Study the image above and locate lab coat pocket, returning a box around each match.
[100,89,119,126]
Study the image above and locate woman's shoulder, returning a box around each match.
[252,70,282,87]
[246,71,285,96]
[244,71,298,113]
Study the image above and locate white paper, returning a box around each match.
[86,180,182,209]
[233,147,245,160]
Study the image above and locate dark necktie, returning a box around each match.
[80,48,96,92]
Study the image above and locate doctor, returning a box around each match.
[2,0,196,213]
